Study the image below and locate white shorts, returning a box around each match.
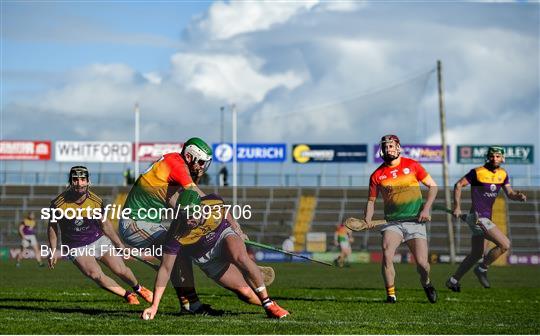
[68,235,114,261]
[21,235,37,248]
[119,218,170,249]
[190,227,237,280]
[380,221,427,242]
[339,241,351,250]
[467,215,496,236]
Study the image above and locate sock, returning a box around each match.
[124,291,132,299]
[386,285,396,298]
[178,290,202,311]
[423,279,432,287]
[477,265,488,272]
[132,284,141,292]
[449,276,458,285]
[261,297,273,308]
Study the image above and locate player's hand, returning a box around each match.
[418,209,431,222]
[48,256,57,269]
[452,208,462,218]
[515,191,527,202]
[364,218,376,229]
[141,306,157,320]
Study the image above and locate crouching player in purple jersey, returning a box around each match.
[141,190,290,320]
[47,166,153,304]
[446,147,527,291]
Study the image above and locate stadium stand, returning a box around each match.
[1,185,538,255]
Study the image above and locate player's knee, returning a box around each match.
[499,240,510,253]
[382,250,395,264]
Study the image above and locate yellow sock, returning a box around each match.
[386,285,396,297]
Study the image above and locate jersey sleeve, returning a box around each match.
[464,169,476,184]
[503,171,509,185]
[167,157,195,188]
[413,161,429,181]
[368,173,379,198]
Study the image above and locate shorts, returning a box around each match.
[339,240,351,250]
[380,221,427,242]
[467,215,496,236]
[67,235,114,261]
[190,227,237,280]
[119,218,170,249]
[21,235,37,248]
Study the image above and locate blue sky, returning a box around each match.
[1,1,539,181]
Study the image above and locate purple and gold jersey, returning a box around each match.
[168,194,231,258]
[465,166,509,219]
[22,218,36,235]
[51,191,104,248]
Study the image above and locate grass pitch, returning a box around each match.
[1,260,539,334]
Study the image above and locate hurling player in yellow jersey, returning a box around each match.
[48,166,153,304]
[141,190,289,320]
[446,147,526,291]
[364,135,438,303]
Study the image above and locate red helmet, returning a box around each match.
[379,134,401,161]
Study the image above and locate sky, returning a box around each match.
[1,1,539,184]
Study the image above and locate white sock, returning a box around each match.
[449,277,458,285]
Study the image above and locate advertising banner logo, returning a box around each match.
[374,144,450,163]
[213,143,286,163]
[292,144,367,163]
[56,141,132,162]
[135,142,183,162]
[0,140,51,160]
[457,145,534,164]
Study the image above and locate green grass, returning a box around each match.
[1,260,539,334]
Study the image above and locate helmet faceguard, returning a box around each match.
[379,134,401,162]
[486,146,505,166]
[181,138,213,173]
[68,166,90,194]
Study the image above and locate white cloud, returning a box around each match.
[143,72,163,85]
[196,0,318,40]
[170,52,304,105]
[3,2,538,172]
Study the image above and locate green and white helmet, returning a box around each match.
[181,137,213,171]
[487,146,505,157]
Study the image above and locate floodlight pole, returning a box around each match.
[134,103,140,180]
[438,60,456,264]
[232,104,238,207]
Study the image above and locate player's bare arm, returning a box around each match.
[47,221,59,269]
[419,175,438,222]
[363,197,376,228]
[141,253,177,320]
[503,184,527,202]
[453,176,470,217]
[100,218,125,249]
